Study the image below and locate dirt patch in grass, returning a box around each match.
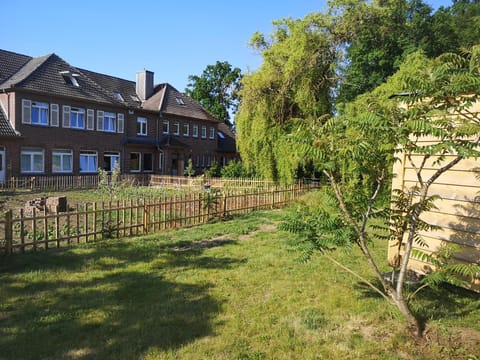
[238,222,279,241]
[172,236,234,251]
[172,221,279,252]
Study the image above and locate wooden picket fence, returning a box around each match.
[0,184,312,255]
[1,174,279,192]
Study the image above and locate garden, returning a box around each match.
[0,190,479,359]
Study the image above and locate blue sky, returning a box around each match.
[3,0,453,92]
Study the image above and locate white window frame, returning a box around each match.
[52,149,73,173]
[103,152,120,172]
[31,101,49,126]
[79,151,98,173]
[70,107,85,129]
[192,125,198,138]
[21,148,44,173]
[201,125,207,139]
[158,151,164,174]
[63,105,71,128]
[183,123,189,137]
[87,109,95,130]
[137,117,147,136]
[97,110,104,131]
[163,120,169,134]
[209,127,215,139]
[50,104,59,127]
[22,99,32,124]
[130,152,141,172]
[173,122,180,136]
[103,112,116,132]
[117,113,124,133]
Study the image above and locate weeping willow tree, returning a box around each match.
[235,13,338,183]
[283,47,480,337]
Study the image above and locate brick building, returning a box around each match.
[0,49,238,183]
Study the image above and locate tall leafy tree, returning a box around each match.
[335,0,480,103]
[236,14,338,183]
[185,61,242,127]
[283,47,480,337]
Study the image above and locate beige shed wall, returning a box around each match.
[388,103,480,292]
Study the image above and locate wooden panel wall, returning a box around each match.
[388,129,480,292]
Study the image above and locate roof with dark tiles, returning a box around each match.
[0,49,32,85]
[217,122,237,152]
[0,106,20,137]
[144,83,218,122]
[0,49,221,123]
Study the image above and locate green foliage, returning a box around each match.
[282,46,480,337]
[236,13,336,183]
[220,160,252,178]
[97,161,125,199]
[334,0,480,103]
[410,244,480,292]
[280,190,356,263]
[185,158,196,177]
[185,61,242,126]
[204,160,220,178]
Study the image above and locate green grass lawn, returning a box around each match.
[1,210,479,360]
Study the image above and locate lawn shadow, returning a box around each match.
[0,234,247,359]
[0,270,222,359]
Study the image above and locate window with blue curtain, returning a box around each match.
[31,102,48,125]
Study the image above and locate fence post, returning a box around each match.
[143,201,149,234]
[5,209,13,255]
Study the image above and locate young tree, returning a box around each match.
[283,47,480,337]
[185,61,242,127]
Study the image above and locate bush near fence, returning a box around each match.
[0,185,312,255]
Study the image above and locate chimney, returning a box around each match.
[136,70,154,100]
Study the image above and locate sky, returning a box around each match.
[3,0,453,92]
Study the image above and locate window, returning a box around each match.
[103,152,120,172]
[158,151,164,174]
[52,150,73,173]
[51,104,59,127]
[183,123,189,136]
[70,107,85,129]
[21,149,44,173]
[192,125,198,138]
[137,117,147,136]
[143,153,153,172]
[80,151,98,173]
[201,126,207,139]
[31,102,49,125]
[60,71,80,87]
[114,91,124,102]
[175,97,185,105]
[217,131,225,139]
[173,122,180,135]
[87,109,94,130]
[163,120,169,134]
[103,112,116,132]
[130,152,141,172]
[209,127,215,139]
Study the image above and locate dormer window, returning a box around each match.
[60,71,80,87]
[114,91,124,102]
[175,97,185,105]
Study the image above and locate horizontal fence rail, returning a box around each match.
[0,175,283,192]
[0,185,313,255]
